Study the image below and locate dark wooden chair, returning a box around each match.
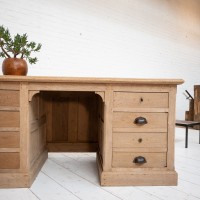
[175,120,200,148]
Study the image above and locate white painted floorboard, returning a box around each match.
[1,127,200,200]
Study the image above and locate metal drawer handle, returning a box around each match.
[133,156,147,164]
[134,117,147,125]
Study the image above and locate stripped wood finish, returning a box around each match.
[43,92,99,152]
[0,76,183,187]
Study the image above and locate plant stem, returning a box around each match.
[0,46,11,58]
[14,53,19,58]
[0,39,11,58]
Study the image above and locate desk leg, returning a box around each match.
[185,126,188,148]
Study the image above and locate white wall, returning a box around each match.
[0,0,200,119]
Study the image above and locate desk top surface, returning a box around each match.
[0,75,184,85]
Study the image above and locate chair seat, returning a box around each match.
[175,120,200,148]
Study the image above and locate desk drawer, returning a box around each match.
[112,152,167,168]
[113,132,167,148]
[113,92,168,108]
[0,90,19,107]
[0,111,20,127]
[113,112,168,132]
[0,153,20,169]
[0,132,20,148]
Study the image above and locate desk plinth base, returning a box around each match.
[97,155,178,186]
[0,150,47,188]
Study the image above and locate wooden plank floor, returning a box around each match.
[1,127,200,200]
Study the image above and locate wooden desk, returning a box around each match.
[0,76,183,187]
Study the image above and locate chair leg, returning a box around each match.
[199,129,200,144]
[185,126,188,148]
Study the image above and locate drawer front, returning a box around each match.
[0,153,20,169]
[0,111,20,127]
[113,132,167,148]
[0,90,19,107]
[113,92,168,108]
[113,112,168,131]
[112,152,166,168]
[0,132,20,148]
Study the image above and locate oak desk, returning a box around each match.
[0,76,183,188]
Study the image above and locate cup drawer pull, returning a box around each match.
[134,117,147,125]
[133,156,147,164]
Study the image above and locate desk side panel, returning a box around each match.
[29,93,47,169]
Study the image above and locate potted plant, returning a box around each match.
[0,25,41,75]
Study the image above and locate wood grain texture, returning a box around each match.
[113,132,167,148]
[113,112,168,130]
[0,75,184,85]
[0,76,182,187]
[0,111,20,127]
[44,92,98,147]
[20,83,29,172]
[29,93,47,168]
[47,142,98,152]
[0,132,20,148]
[0,90,19,107]
[113,92,168,108]
[166,87,177,170]
[0,153,20,169]
[112,152,167,168]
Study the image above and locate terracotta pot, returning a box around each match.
[2,58,28,75]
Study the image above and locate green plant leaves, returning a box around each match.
[0,25,41,64]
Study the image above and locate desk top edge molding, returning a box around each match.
[0,75,184,85]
